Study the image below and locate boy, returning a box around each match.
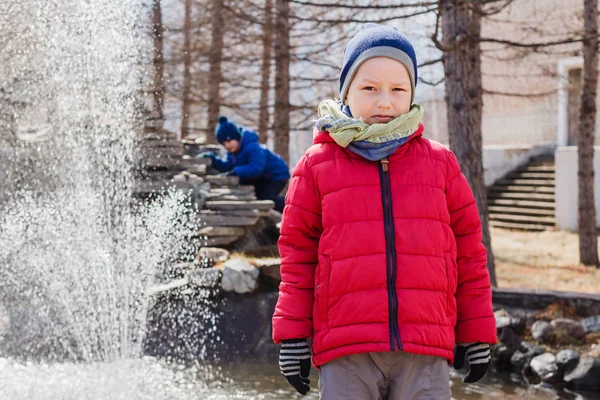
[272,23,496,399]
[201,116,290,212]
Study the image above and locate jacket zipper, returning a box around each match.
[378,158,402,351]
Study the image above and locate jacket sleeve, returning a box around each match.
[272,154,323,343]
[445,150,497,345]
[233,143,267,180]
[211,152,234,172]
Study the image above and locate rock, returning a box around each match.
[510,342,544,373]
[198,226,246,237]
[146,277,189,296]
[556,349,580,373]
[210,186,255,195]
[204,200,275,211]
[531,320,553,341]
[221,258,260,294]
[253,258,281,285]
[188,267,222,288]
[197,247,230,263]
[198,211,260,227]
[581,315,600,333]
[530,353,561,383]
[564,357,600,391]
[205,175,240,186]
[493,326,522,370]
[550,318,585,340]
[203,236,240,247]
[496,314,521,330]
[186,164,208,176]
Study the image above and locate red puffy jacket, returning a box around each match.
[272,125,497,367]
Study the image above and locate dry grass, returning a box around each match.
[492,227,600,294]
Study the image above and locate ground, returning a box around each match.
[492,227,600,294]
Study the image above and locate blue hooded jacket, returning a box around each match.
[211,129,290,182]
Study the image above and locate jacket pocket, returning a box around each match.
[444,252,458,320]
[316,255,331,322]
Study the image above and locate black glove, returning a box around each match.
[453,342,491,383]
[279,338,311,395]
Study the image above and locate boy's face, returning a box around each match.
[345,57,412,125]
[223,139,240,153]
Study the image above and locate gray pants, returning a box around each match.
[318,352,451,400]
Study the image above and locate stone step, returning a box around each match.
[133,179,175,194]
[506,172,555,180]
[488,185,554,194]
[488,198,556,210]
[487,191,555,202]
[209,186,255,195]
[204,200,275,211]
[518,165,555,172]
[205,175,240,186]
[198,210,260,227]
[139,146,186,158]
[495,179,555,187]
[205,193,257,201]
[198,226,247,237]
[201,236,240,247]
[487,206,555,217]
[490,220,551,231]
[489,213,555,226]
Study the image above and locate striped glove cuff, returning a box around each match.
[279,339,311,377]
[464,342,491,365]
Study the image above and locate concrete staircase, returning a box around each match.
[487,155,556,231]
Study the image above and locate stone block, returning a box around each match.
[198,226,246,237]
[197,247,230,263]
[205,200,275,211]
[221,259,260,294]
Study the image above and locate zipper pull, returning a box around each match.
[381,158,389,172]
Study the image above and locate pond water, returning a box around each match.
[1,357,598,400]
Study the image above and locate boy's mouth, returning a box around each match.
[371,115,394,122]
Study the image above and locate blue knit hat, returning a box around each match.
[215,116,242,144]
[339,23,418,104]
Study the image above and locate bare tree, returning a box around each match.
[578,0,599,267]
[440,0,497,286]
[206,0,225,143]
[151,0,165,123]
[273,0,291,163]
[180,0,193,138]
[258,0,273,143]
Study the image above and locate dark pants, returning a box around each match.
[251,178,287,213]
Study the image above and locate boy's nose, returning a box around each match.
[377,95,392,109]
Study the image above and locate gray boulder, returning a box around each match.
[531,320,553,341]
[221,258,260,294]
[510,342,544,373]
[556,349,580,374]
[530,353,561,383]
[564,357,600,391]
[581,315,600,333]
[550,318,585,341]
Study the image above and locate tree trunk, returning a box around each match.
[206,0,225,144]
[578,0,599,267]
[152,0,165,123]
[258,0,273,144]
[441,0,497,286]
[180,0,193,138]
[273,0,290,163]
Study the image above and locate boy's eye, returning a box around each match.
[393,88,406,92]
[362,86,376,91]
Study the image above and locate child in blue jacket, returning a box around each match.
[201,116,290,212]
